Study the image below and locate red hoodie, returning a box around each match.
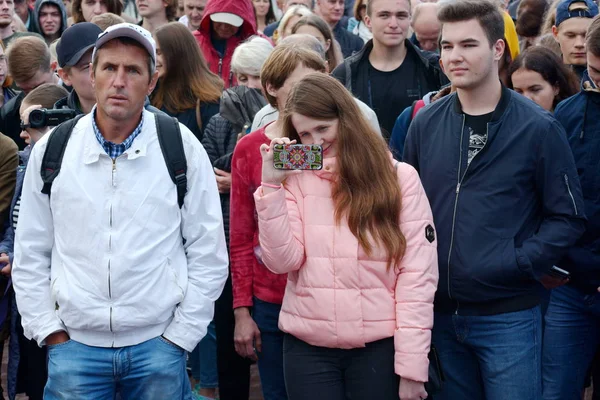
[193,0,257,88]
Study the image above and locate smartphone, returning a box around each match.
[548,265,570,280]
[273,144,323,170]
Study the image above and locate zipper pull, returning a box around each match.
[112,160,117,187]
[456,182,461,194]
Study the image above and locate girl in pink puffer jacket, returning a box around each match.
[254,73,439,400]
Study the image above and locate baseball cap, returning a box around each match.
[555,0,599,27]
[92,23,156,68]
[57,22,103,68]
[210,12,244,27]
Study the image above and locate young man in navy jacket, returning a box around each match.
[543,15,600,400]
[404,1,586,399]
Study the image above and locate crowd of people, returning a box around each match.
[0,0,598,399]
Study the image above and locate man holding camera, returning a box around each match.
[12,23,228,399]
[54,22,101,115]
[0,36,58,149]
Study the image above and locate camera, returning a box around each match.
[29,108,77,129]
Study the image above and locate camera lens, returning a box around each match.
[29,109,45,128]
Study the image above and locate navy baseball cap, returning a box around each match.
[57,22,103,68]
[555,0,599,27]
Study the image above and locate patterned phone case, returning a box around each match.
[273,144,323,170]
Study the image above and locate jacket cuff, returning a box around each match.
[394,330,429,382]
[163,320,197,353]
[233,297,253,309]
[36,320,67,347]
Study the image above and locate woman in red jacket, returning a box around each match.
[193,0,258,88]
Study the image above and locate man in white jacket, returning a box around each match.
[12,23,228,399]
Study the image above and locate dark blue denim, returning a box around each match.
[252,297,287,400]
[190,320,218,388]
[432,307,542,400]
[542,285,600,400]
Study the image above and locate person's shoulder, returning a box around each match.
[353,97,373,115]
[0,132,17,154]
[509,91,556,123]
[263,21,279,36]
[555,91,585,116]
[417,91,455,117]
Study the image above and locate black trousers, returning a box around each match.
[214,273,252,400]
[283,334,400,400]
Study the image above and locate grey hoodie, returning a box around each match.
[32,0,68,42]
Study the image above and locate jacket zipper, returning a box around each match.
[447,118,490,314]
[218,58,223,77]
[564,174,578,215]
[109,159,115,336]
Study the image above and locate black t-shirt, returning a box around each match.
[465,111,494,165]
[368,50,422,139]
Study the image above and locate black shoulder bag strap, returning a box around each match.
[40,114,85,196]
[154,112,187,209]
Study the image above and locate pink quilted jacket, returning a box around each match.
[253,157,439,382]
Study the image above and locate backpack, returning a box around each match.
[40,111,188,208]
[410,99,426,121]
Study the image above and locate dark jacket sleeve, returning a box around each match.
[201,114,235,172]
[515,120,587,279]
[0,135,17,236]
[390,106,413,161]
[402,115,420,173]
[331,62,347,85]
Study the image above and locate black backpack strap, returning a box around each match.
[40,115,84,195]
[154,112,187,209]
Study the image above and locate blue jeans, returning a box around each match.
[44,336,192,400]
[190,320,218,388]
[432,306,542,400]
[543,285,600,400]
[253,297,287,400]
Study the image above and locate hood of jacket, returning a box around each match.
[32,0,67,39]
[53,90,84,115]
[220,86,266,134]
[198,0,256,39]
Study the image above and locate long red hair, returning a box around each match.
[282,73,406,270]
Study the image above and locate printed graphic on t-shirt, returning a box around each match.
[467,127,487,165]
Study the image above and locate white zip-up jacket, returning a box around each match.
[12,110,229,352]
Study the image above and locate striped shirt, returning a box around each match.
[12,195,20,230]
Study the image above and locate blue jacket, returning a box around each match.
[554,72,600,293]
[404,86,587,315]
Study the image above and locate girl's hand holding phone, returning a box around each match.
[259,137,301,191]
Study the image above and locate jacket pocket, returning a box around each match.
[166,258,185,303]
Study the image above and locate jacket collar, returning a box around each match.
[350,38,434,71]
[82,109,153,164]
[452,84,511,123]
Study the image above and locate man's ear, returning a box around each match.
[439,58,445,73]
[57,67,72,86]
[493,38,506,62]
[364,14,371,29]
[89,62,96,89]
[552,25,559,41]
[148,70,159,95]
[50,60,58,73]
